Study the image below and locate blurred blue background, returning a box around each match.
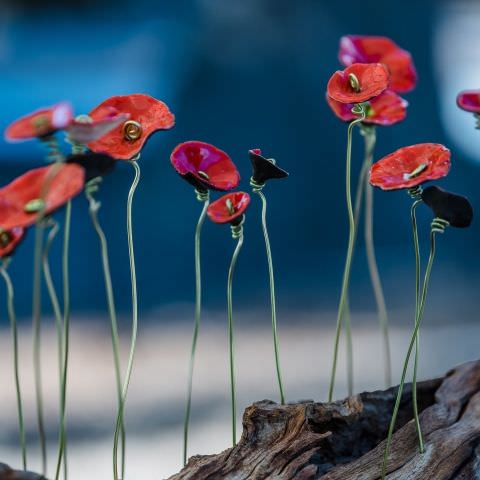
[2,0,480,478]
[1,0,479,322]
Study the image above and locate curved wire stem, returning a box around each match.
[54,200,72,480]
[183,196,210,466]
[227,232,244,447]
[381,229,438,479]
[410,200,424,453]
[85,178,125,478]
[113,160,141,480]
[255,189,286,404]
[1,260,27,470]
[328,110,366,402]
[42,218,68,479]
[363,128,392,388]
[32,220,47,475]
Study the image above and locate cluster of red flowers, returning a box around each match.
[1,94,175,258]
[326,35,416,126]
[170,141,288,227]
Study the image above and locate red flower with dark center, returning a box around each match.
[67,107,130,144]
[339,35,417,93]
[326,89,408,126]
[88,94,175,160]
[0,164,85,230]
[207,192,250,225]
[0,227,25,258]
[456,90,480,113]
[369,143,451,191]
[171,141,240,192]
[5,102,73,142]
[327,63,389,104]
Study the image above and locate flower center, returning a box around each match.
[75,114,93,124]
[403,163,428,181]
[123,120,143,141]
[225,198,236,215]
[32,115,50,134]
[0,230,11,248]
[348,73,361,93]
[198,171,210,180]
[24,198,46,213]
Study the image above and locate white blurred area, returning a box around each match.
[434,0,480,161]
[1,311,480,479]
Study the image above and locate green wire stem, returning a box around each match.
[54,200,72,480]
[381,226,441,479]
[410,199,424,453]
[1,260,27,470]
[362,127,392,389]
[183,194,209,466]
[253,187,286,405]
[328,107,366,402]
[113,160,141,480]
[227,226,244,447]
[85,178,126,478]
[32,219,47,475]
[42,218,68,479]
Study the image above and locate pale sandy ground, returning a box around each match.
[0,310,479,479]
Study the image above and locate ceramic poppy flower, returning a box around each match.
[4,102,73,142]
[326,89,408,126]
[0,164,85,230]
[88,94,175,160]
[207,192,250,225]
[66,108,130,145]
[339,35,417,93]
[0,227,25,258]
[421,186,473,228]
[249,149,289,185]
[171,141,240,192]
[327,63,389,104]
[456,90,480,113]
[369,143,451,191]
[67,152,116,182]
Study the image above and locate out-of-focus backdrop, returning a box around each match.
[0,0,479,478]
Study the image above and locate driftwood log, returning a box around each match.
[2,361,479,480]
[170,360,480,479]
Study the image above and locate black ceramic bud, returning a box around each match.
[0,463,46,480]
[421,186,473,228]
[249,149,289,185]
[67,153,116,182]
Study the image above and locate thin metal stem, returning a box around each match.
[183,197,209,466]
[85,180,125,478]
[363,128,392,388]
[42,218,67,479]
[381,230,437,479]
[32,220,47,475]
[344,297,354,396]
[54,200,72,480]
[328,112,365,402]
[410,200,424,453]
[227,233,244,447]
[113,160,141,480]
[256,190,286,404]
[1,262,27,470]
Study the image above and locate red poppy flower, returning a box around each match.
[456,90,480,113]
[171,141,240,192]
[67,107,130,144]
[369,143,451,191]
[207,192,250,225]
[326,89,408,126]
[5,102,73,142]
[327,63,389,104]
[0,227,25,258]
[0,164,85,230]
[88,94,175,160]
[339,35,417,93]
